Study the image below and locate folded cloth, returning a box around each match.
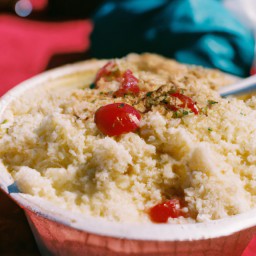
[243,235,256,256]
[0,14,92,96]
[91,0,254,77]
[0,14,92,254]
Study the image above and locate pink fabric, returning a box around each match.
[0,14,92,96]
[30,0,48,10]
[242,235,256,256]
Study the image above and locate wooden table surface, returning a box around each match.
[0,190,39,255]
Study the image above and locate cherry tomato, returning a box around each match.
[169,93,199,115]
[114,69,140,97]
[94,103,141,136]
[95,61,119,83]
[149,198,185,223]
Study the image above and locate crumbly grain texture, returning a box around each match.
[0,53,255,223]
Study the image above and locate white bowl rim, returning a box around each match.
[0,60,256,242]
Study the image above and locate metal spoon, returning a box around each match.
[219,74,256,97]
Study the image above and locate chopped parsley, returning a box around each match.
[208,100,218,105]
[182,110,189,116]
[146,92,152,97]
[1,119,8,124]
[208,127,213,132]
[172,110,190,118]
[89,83,96,89]
[118,103,125,108]
[200,106,208,115]
[173,111,179,118]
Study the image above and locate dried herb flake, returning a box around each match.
[208,100,218,105]
[146,92,152,97]
[118,103,125,108]
[89,83,96,89]
[1,119,8,124]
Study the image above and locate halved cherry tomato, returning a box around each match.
[114,69,140,97]
[149,198,185,223]
[169,93,199,115]
[94,103,141,136]
[95,61,119,83]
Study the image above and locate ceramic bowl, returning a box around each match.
[0,61,256,256]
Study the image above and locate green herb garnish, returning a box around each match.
[208,100,218,105]
[172,110,189,118]
[146,92,152,97]
[89,83,96,89]
[182,110,189,116]
[173,111,179,118]
[118,103,125,108]
[1,119,8,124]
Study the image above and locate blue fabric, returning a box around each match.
[91,0,254,77]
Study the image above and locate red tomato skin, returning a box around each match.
[95,61,118,83]
[94,103,141,136]
[170,93,199,115]
[114,69,140,97]
[149,198,184,223]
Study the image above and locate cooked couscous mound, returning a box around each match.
[1,53,256,223]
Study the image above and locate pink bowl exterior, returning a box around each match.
[24,207,255,256]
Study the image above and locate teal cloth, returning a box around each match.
[91,0,254,77]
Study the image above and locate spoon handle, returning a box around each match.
[219,74,256,97]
